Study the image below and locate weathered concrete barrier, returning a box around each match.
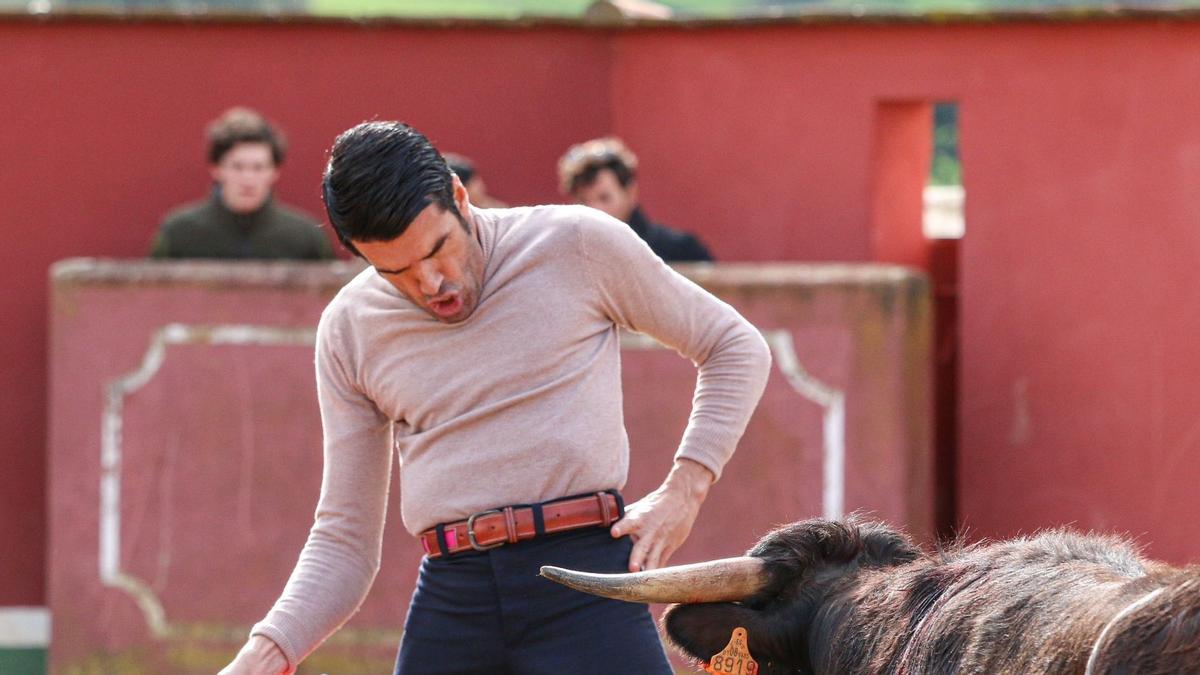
[47,259,931,673]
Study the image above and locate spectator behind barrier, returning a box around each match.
[557,137,713,263]
[444,153,508,209]
[150,107,334,260]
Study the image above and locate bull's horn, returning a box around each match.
[540,556,768,604]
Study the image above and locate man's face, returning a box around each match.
[210,142,279,214]
[574,168,638,223]
[353,181,486,324]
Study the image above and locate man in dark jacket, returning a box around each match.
[557,137,713,263]
[150,108,334,260]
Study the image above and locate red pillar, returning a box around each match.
[870,101,933,269]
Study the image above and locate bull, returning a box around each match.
[541,518,1200,674]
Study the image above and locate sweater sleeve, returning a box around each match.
[249,306,394,669]
[575,209,771,479]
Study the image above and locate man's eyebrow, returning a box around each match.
[376,234,449,275]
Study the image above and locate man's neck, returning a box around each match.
[212,185,272,221]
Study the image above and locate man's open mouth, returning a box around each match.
[429,294,464,318]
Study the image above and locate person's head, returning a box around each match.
[206,107,287,214]
[445,152,505,209]
[444,152,485,202]
[323,121,484,324]
[443,153,477,186]
[557,137,640,223]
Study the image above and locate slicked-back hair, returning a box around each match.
[206,107,287,165]
[322,122,459,255]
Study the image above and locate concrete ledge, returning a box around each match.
[50,257,923,290]
[50,258,367,290]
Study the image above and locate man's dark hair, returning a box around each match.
[322,121,460,255]
[557,137,639,195]
[206,107,287,165]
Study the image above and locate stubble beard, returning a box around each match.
[429,244,485,324]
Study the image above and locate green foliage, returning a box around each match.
[307,0,590,17]
[931,102,961,186]
[305,0,1200,19]
[30,0,1200,18]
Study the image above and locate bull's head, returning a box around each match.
[541,518,920,674]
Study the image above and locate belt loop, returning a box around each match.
[503,506,519,544]
[532,503,546,537]
[610,490,625,519]
[435,523,451,557]
[596,491,612,526]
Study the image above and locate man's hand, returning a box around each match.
[219,635,292,675]
[610,458,715,572]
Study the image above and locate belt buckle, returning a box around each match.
[467,509,504,551]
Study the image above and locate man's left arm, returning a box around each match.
[610,456,716,571]
[574,210,772,571]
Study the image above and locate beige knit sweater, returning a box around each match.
[251,204,772,668]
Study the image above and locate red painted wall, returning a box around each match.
[0,18,611,605]
[609,21,1200,562]
[8,14,1200,607]
[954,23,1200,562]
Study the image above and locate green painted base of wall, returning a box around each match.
[0,648,47,674]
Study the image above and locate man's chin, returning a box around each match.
[427,299,474,324]
[432,312,469,324]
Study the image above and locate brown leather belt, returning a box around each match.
[419,491,624,559]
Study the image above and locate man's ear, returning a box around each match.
[452,173,471,211]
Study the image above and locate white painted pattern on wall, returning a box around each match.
[101,324,844,635]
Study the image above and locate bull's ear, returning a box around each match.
[663,602,788,666]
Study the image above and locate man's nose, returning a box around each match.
[415,263,444,297]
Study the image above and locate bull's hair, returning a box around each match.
[665,517,920,674]
[663,518,1200,675]
[1088,571,1200,674]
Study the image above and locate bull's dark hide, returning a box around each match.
[664,518,1200,674]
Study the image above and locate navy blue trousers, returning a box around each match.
[395,526,673,674]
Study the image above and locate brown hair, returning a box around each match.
[556,137,638,195]
[206,107,287,165]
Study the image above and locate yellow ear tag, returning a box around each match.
[704,626,758,674]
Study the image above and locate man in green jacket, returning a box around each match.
[150,108,334,260]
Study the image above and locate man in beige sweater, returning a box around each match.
[221,122,771,674]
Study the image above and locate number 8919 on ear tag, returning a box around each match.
[704,626,758,674]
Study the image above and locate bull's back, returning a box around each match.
[1085,571,1200,674]
[885,532,1153,674]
